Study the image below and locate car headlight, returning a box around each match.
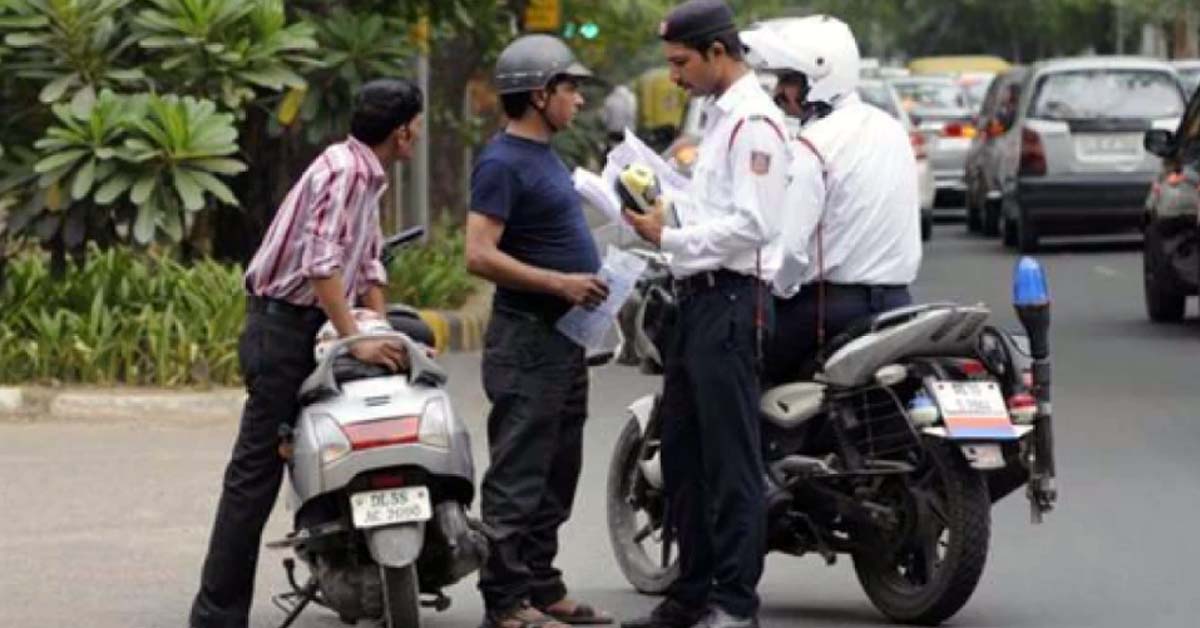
[418,398,451,449]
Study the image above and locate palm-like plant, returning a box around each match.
[0,0,145,103]
[115,94,246,244]
[132,0,318,111]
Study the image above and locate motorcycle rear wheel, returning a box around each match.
[852,442,991,626]
[607,417,680,595]
[381,564,421,628]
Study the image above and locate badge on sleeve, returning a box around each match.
[750,151,772,175]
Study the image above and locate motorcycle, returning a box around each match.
[605,252,1058,625]
[267,226,488,628]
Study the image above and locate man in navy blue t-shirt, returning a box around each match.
[465,35,613,628]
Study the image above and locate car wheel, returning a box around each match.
[965,183,981,234]
[1144,222,1187,323]
[1016,209,1039,253]
[982,199,1001,237]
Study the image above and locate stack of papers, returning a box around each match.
[555,246,649,353]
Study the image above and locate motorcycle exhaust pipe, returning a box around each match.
[1012,256,1057,523]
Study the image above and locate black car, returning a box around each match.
[1142,88,1200,322]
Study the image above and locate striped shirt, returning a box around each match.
[244,136,389,306]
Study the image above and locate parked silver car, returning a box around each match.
[964,66,1029,236]
[995,56,1186,252]
[890,76,976,209]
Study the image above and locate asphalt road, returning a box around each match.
[3,226,1199,628]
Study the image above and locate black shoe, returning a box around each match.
[690,607,758,628]
[621,598,706,628]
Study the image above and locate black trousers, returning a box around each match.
[659,278,770,618]
[478,307,588,614]
[765,283,913,387]
[190,307,325,628]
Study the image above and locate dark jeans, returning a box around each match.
[478,307,588,614]
[190,308,325,628]
[765,283,913,387]
[659,278,770,618]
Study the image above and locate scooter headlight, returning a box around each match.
[312,413,352,465]
[418,398,451,449]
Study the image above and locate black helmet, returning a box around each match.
[494,34,594,95]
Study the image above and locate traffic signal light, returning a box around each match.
[562,20,599,40]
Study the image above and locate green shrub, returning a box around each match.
[386,220,474,310]
[0,245,244,386]
[0,221,476,385]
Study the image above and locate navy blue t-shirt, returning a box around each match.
[471,132,600,318]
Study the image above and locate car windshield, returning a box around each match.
[858,83,900,118]
[1178,68,1200,98]
[1030,69,1184,120]
[891,79,968,111]
[959,78,992,108]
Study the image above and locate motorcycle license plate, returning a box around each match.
[930,381,1018,440]
[350,486,432,529]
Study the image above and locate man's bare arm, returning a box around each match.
[465,212,608,308]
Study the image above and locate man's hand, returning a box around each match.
[350,338,409,372]
[556,273,609,309]
[623,199,666,246]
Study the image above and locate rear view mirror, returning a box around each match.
[1144,129,1176,158]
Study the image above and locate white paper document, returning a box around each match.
[555,246,649,352]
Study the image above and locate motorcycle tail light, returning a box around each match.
[312,414,352,465]
[1008,393,1037,424]
[368,472,408,490]
[342,416,421,451]
[418,398,452,449]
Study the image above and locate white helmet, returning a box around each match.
[741,15,861,106]
[313,308,394,363]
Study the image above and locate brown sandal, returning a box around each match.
[486,604,571,628]
[539,601,614,625]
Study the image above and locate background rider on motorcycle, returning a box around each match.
[741,16,924,387]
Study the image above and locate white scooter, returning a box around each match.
[267,227,487,628]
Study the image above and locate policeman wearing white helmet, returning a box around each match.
[741,16,923,386]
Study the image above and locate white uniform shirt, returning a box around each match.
[773,92,922,297]
[661,72,789,280]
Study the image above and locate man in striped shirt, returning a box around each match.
[189,79,422,628]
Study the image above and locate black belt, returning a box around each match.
[247,296,326,324]
[672,269,761,300]
[802,281,907,293]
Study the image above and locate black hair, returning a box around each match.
[350,78,424,146]
[500,75,574,120]
[679,28,745,62]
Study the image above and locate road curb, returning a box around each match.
[417,282,493,353]
[0,386,245,423]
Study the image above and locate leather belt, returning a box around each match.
[246,296,326,324]
[671,269,761,300]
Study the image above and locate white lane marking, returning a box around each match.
[1093,265,1121,278]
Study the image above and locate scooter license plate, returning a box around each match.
[930,380,1018,440]
[350,486,432,529]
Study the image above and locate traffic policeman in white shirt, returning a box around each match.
[739,16,923,387]
[623,2,788,628]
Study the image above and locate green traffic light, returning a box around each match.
[563,21,577,38]
[580,22,599,39]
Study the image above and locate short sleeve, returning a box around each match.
[470,158,519,222]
